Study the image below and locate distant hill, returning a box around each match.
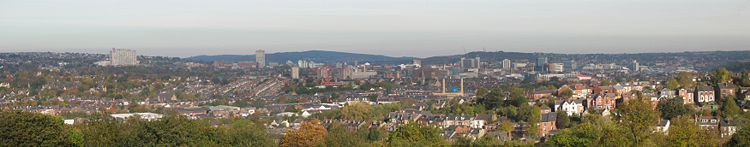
[422,50,750,72]
[186,50,417,65]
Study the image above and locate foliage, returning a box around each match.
[721,96,740,118]
[556,110,571,129]
[676,72,696,88]
[0,110,73,146]
[388,123,445,146]
[324,122,368,146]
[656,116,718,147]
[712,68,732,84]
[657,97,694,120]
[281,120,327,147]
[342,102,374,121]
[666,77,679,90]
[727,122,750,147]
[614,96,660,146]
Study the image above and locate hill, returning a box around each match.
[186,50,417,65]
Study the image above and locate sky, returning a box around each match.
[1,0,749,58]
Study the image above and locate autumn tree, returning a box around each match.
[615,96,660,146]
[281,120,327,147]
[658,116,718,147]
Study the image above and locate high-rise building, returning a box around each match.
[502,59,511,70]
[632,60,640,71]
[536,57,548,72]
[475,57,481,68]
[110,48,138,66]
[291,66,300,79]
[255,50,265,68]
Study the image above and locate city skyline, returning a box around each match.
[1,0,749,57]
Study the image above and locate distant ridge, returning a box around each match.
[186,50,417,65]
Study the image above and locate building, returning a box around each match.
[554,99,585,116]
[564,60,576,71]
[698,116,719,130]
[632,60,640,71]
[110,48,138,66]
[413,59,422,66]
[256,50,265,68]
[718,83,735,101]
[539,112,558,136]
[110,113,163,121]
[460,57,477,69]
[720,120,737,138]
[536,57,548,72]
[678,87,694,104]
[502,59,511,70]
[549,63,564,73]
[696,86,715,103]
[291,66,300,79]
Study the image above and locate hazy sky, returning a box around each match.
[1,0,749,57]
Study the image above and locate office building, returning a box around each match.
[549,63,564,73]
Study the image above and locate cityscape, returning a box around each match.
[2,0,750,146]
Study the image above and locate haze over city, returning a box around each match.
[1,0,749,57]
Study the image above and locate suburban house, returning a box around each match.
[554,99,585,116]
[696,86,715,103]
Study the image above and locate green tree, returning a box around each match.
[324,122,368,146]
[721,96,740,118]
[727,123,750,147]
[523,105,541,137]
[712,68,732,84]
[666,77,679,90]
[676,72,696,88]
[342,102,374,121]
[225,119,274,147]
[75,114,120,146]
[0,110,73,146]
[659,116,718,147]
[657,97,693,120]
[615,97,660,146]
[388,123,445,146]
[556,111,571,129]
[562,89,573,98]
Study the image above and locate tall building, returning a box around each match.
[110,48,137,66]
[536,57,548,72]
[291,66,300,79]
[475,57,481,68]
[632,60,640,71]
[255,50,265,68]
[502,59,511,70]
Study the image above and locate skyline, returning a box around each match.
[1,0,749,57]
